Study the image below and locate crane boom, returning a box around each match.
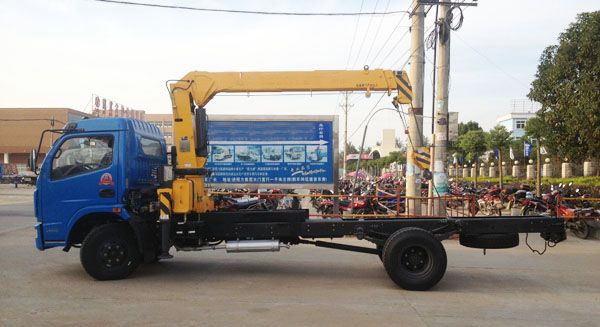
[160,69,412,215]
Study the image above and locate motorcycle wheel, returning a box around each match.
[507,200,514,210]
[571,219,591,239]
[479,203,491,216]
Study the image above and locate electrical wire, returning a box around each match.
[93,0,410,16]
[368,2,412,66]
[345,0,366,69]
[374,29,411,68]
[348,92,387,139]
[453,32,529,87]
[347,20,433,139]
[363,0,391,66]
[350,0,380,68]
[0,118,67,124]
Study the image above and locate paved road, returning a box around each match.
[1,200,600,326]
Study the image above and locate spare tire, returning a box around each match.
[459,233,519,249]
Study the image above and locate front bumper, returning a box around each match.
[35,223,65,250]
[35,223,44,250]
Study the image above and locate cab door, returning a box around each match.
[40,133,120,241]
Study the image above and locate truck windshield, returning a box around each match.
[51,136,113,180]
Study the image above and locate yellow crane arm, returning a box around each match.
[163,69,412,214]
[172,69,412,108]
[168,69,411,169]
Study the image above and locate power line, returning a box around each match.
[93,0,410,16]
[348,92,387,139]
[453,32,529,87]
[368,2,412,66]
[0,118,67,124]
[350,0,381,68]
[363,0,391,65]
[345,0,366,69]
[374,28,410,68]
[347,23,436,107]
[348,21,438,139]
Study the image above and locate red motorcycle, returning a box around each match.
[521,184,593,239]
[476,187,504,216]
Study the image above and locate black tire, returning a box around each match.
[459,233,519,249]
[382,228,447,291]
[80,223,142,280]
[571,219,591,239]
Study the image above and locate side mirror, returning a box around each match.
[29,149,37,172]
[558,182,563,188]
[568,182,573,187]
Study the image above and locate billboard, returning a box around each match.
[204,115,338,189]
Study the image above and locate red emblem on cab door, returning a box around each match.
[99,173,114,186]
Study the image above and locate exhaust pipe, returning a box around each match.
[176,240,289,252]
[226,240,288,253]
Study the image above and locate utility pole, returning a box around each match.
[432,0,451,215]
[498,151,504,189]
[406,0,425,216]
[340,92,353,176]
[536,139,542,196]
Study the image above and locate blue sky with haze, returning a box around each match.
[1,0,598,147]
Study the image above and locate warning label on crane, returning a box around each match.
[412,147,431,170]
[204,115,338,189]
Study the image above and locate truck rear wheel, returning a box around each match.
[382,228,447,291]
[80,223,141,280]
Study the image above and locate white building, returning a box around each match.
[370,129,401,159]
[496,100,539,139]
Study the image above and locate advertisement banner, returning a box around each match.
[204,115,338,189]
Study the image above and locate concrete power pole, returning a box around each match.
[432,0,451,215]
[340,92,353,176]
[406,0,425,215]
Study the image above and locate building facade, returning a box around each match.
[145,114,173,147]
[496,112,536,139]
[370,129,401,159]
[0,108,91,171]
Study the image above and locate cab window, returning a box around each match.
[51,136,113,180]
[140,137,162,157]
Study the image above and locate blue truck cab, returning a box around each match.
[34,118,166,252]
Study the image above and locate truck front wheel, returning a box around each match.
[80,223,142,280]
[382,228,447,291]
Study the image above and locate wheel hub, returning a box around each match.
[100,242,127,268]
[402,246,429,272]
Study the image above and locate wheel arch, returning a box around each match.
[67,212,129,247]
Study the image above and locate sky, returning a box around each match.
[1,0,598,148]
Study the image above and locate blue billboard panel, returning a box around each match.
[204,117,336,188]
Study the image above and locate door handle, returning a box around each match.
[99,188,115,198]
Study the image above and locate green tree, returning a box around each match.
[524,116,545,140]
[509,137,525,162]
[451,121,483,160]
[486,125,512,187]
[458,130,487,186]
[458,130,487,163]
[458,121,483,136]
[528,11,600,163]
[486,125,512,152]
